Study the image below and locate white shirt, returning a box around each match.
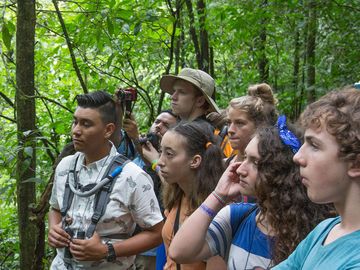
[49,145,163,269]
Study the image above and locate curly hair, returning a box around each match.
[228,83,278,128]
[255,124,332,264]
[300,86,360,162]
[162,121,225,214]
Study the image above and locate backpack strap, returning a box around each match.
[60,154,80,218]
[86,154,129,238]
[218,125,228,142]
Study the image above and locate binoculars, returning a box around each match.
[63,227,86,260]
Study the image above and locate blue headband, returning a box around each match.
[276,115,301,154]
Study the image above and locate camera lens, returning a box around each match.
[138,137,149,144]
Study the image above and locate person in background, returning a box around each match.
[123,109,177,157]
[225,83,277,167]
[119,110,177,270]
[157,121,225,270]
[224,83,277,203]
[48,91,163,269]
[207,110,235,158]
[168,116,332,269]
[160,68,233,158]
[273,86,360,269]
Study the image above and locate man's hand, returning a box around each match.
[70,232,108,261]
[141,141,160,164]
[48,221,71,248]
[123,114,140,140]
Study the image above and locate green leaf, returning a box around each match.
[24,147,33,158]
[109,0,116,8]
[133,22,142,35]
[107,16,114,36]
[117,9,133,22]
[22,177,44,184]
[2,23,12,50]
[122,24,130,33]
[23,130,33,137]
[106,53,115,68]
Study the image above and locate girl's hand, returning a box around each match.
[214,162,242,202]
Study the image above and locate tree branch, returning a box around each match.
[32,95,73,113]
[52,0,88,93]
[184,0,202,69]
[331,0,360,12]
[0,114,15,123]
[0,91,14,107]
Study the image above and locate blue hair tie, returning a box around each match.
[276,115,301,154]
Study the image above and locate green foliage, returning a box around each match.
[0,203,19,269]
[0,0,359,267]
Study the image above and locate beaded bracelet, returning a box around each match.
[212,191,227,206]
[151,159,158,171]
[200,204,216,219]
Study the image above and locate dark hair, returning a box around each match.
[162,121,225,213]
[161,109,177,119]
[75,90,117,125]
[206,110,227,130]
[255,123,332,264]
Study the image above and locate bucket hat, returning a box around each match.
[160,68,220,113]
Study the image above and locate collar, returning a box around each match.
[76,143,118,172]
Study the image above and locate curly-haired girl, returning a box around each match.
[274,86,360,269]
[168,115,331,269]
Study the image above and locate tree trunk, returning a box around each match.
[185,0,202,69]
[157,0,183,115]
[197,0,210,73]
[292,28,301,120]
[305,0,317,103]
[15,0,38,269]
[258,0,269,83]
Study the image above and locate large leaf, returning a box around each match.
[1,22,12,50]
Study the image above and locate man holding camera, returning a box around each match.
[48,91,163,269]
[118,110,177,270]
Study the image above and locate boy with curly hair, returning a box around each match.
[274,86,360,269]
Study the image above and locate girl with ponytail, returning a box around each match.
[157,121,225,270]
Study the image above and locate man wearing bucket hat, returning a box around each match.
[160,68,220,126]
[159,68,234,159]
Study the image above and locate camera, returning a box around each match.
[116,87,137,117]
[138,132,160,150]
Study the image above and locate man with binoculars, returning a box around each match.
[48,91,163,269]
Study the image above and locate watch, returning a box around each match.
[106,242,116,262]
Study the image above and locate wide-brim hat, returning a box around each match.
[160,68,220,113]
